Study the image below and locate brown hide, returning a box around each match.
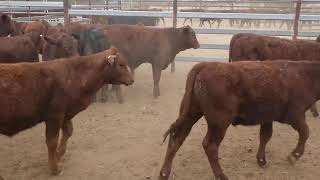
[0,31,41,63]
[42,25,79,61]
[229,33,320,117]
[229,33,320,62]
[104,24,199,98]
[10,21,28,35]
[160,60,320,180]
[0,48,133,174]
[23,20,51,35]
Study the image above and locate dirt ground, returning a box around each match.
[1,19,320,180]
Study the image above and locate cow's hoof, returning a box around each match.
[159,172,169,180]
[257,158,268,168]
[51,167,63,176]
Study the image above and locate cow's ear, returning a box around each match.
[1,14,10,23]
[71,33,80,40]
[109,47,118,55]
[106,55,116,66]
[42,36,58,45]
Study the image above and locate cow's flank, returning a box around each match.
[229,33,320,117]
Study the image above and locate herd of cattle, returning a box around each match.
[1,12,320,180]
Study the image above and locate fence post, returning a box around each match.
[293,0,302,40]
[63,0,70,25]
[171,0,178,73]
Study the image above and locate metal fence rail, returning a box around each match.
[2,1,320,62]
[68,10,320,21]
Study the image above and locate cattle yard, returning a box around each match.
[1,1,320,180]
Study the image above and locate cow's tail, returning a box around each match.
[162,64,203,144]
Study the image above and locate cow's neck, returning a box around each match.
[168,29,188,54]
[67,55,106,99]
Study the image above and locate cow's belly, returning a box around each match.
[0,115,43,137]
[233,100,286,126]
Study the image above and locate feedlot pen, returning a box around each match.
[1,1,320,180]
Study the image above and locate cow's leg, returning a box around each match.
[57,120,73,160]
[111,85,124,104]
[309,103,319,118]
[256,122,273,167]
[182,18,187,25]
[199,20,203,27]
[287,115,309,165]
[159,112,202,180]
[45,119,62,175]
[217,20,222,29]
[202,117,229,180]
[100,85,109,103]
[152,65,162,98]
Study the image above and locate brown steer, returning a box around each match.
[104,25,199,101]
[42,24,79,61]
[0,48,133,175]
[229,33,320,118]
[160,60,318,180]
[0,31,41,63]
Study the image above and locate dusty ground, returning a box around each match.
[1,18,320,180]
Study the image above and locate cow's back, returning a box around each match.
[105,25,168,66]
[230,33,320,62]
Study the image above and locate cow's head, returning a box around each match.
[104,48,134,86]
[0,14,14,37]
[179,25,200,49]
[42,33,79,61]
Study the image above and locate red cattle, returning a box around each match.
[104,25,199,102]
[42,24,79,61]
[23,19,51,35]
[229,33,320,117]
[160,60,320,180]
[0,31,41,63]
[0,48,133,175]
